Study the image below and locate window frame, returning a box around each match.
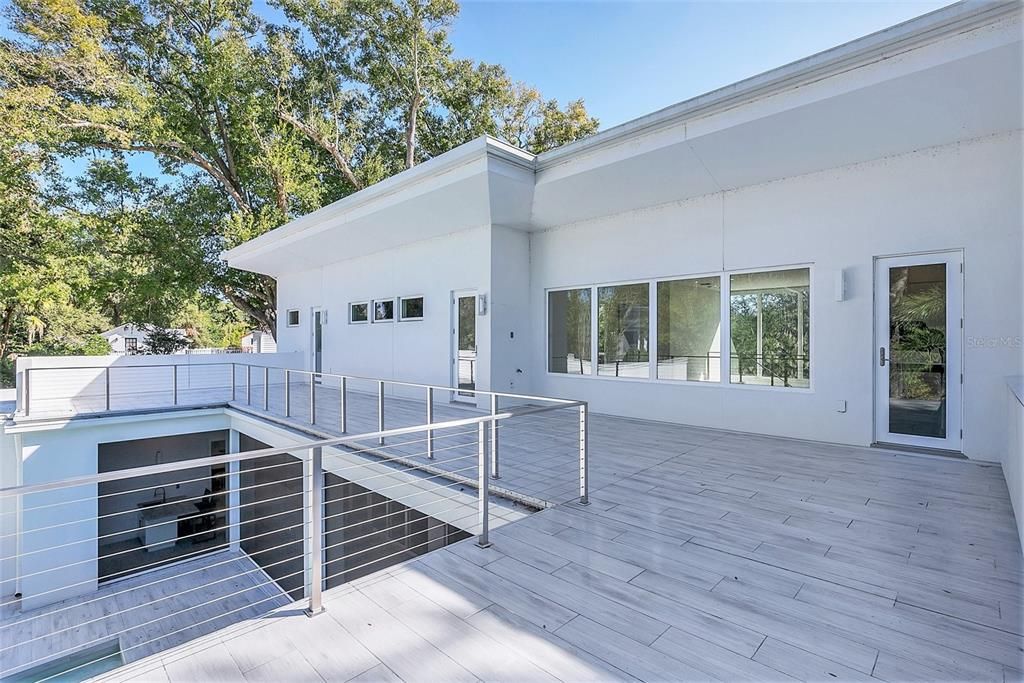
[398,295,425,322]
[544,264,814,392]
[546,285,596,376]
[726,264,813,391]
[595,280,653,380]
[349,301,369,324]
[285,309,300,327]
[371,298,396,323]
[653,272,724,384]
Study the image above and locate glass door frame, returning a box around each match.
[873,250,963,452]
[311,307,324,378]
[450,290,477,403]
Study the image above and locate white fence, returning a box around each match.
[15,354,303,419]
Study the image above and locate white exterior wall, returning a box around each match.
[489,226,533,396]
[0,426,18,598]
[275,226,493,399]
[1007,383,1024,550]
[530,132,1023,461]
[13,411,231,609]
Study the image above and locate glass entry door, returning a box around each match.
[312,308,324,375]
[874,252,962,451]
[452,292,477,399]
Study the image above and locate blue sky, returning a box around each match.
[451,1,951,129]
[55,0,952,180]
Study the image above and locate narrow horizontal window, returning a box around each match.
[400,296,424,321]
[373,299,395,322]
[597,283,650,378]
[286,309,299,327]
[350,302,368,323]
[657,277,721,382]
[730,268,810,388]
[548,289,591,374]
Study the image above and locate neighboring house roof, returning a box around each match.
[100,324,143,339]
[99,325,186,339]
[224,1,1022,277]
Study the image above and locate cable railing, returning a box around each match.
[0,400,589,680]
[234,366,589,508]
[15,358,588,508]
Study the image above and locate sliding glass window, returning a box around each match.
[657,277,721,381]
[597,283,650,378]
[729,268,810,388]
[548,288,592,374]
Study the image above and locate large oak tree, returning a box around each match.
[1,0,599,347]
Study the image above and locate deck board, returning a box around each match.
[69,408,1024,682]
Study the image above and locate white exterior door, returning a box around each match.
[451,291,477,400]
[873,251,963,451]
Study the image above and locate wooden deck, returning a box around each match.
[96,413,1023,682]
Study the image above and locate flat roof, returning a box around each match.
[224,0,1021,265]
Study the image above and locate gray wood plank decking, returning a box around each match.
[92,409,1022,683]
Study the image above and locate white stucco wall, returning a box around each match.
[13,411,231,609]
[0,426,18,598]
[274,225,493,400]
[489,226,533,396]
[1006,382,1024,550]
[529,132,1023,461]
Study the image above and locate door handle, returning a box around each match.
[879,347,888,367]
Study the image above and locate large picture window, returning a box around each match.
[597,284,649,378]
[729,268,810,388]
[548,289,591,374]
[657,277,721,381]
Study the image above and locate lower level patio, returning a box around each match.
[95,414,1023,682]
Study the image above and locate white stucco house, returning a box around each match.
[1,4,1022,680]
[240,330,278,354]
[100,324,188,355]
[226,1,1022,467]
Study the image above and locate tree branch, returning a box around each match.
[60,120,252,211]
[277,109,362,190]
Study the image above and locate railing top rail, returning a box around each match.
[26,362,237,371]
[23,361,580,406]
[261,366,581,406]
[0,400,584,499]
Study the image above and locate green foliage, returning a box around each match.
[1,0,599,378]
[141,326,190,355]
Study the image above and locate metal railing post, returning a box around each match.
[284,370,291,417]
[246,365,252,405]
[310,372,316,425]
[477,420,492,548]
[105,367,111,411]
[339,376,347,432]
[426,387,434,459]
[172,365,178,405]
[306,446,325,616]
[579,403,590,505]
[230,363,236,401]
[490,394,500,479]
[377,381,385,446]
[263,367,269,411]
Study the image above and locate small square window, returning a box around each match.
[400,296,424,321]
[350,302,368,323]
[373,299,395,322]
[286,309,299,327]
